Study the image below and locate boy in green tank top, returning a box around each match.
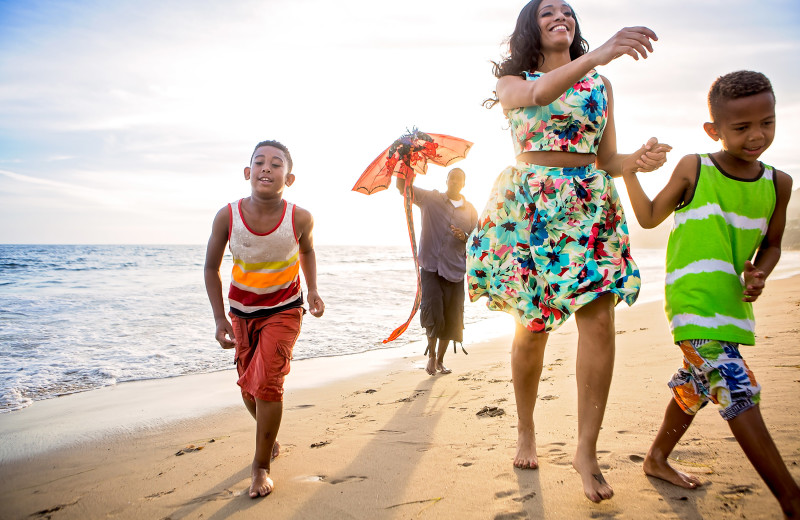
[621,70,798,517]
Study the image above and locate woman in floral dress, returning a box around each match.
[467,0,670,502]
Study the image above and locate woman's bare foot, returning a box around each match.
[572,453,613,503]
[514,426,538,469]
[643,454,701,489]
[426,357,436,375]
[437,361,452,374]
[249,465,274,498]
[271,440,280,461]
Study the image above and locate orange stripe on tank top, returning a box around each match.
[231,263,299,289]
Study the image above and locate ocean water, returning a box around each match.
[1,244,798,413]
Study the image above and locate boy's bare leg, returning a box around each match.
[643,399,701,488]
[436,338,451,374]
[728,405,800,517]
[511,323,548,470]
[242,396,280,460]
[250,398,282,498]
[572,294,615,502]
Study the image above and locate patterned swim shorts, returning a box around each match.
[669,339,761,421]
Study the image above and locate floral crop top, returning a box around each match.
[507,70,608,156]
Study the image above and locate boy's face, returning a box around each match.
[244,146,294,197]
[704,91,776,163]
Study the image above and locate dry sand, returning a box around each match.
[1,277,799,519]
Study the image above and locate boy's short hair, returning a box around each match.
[708,70,774,121]
[251,140,293,173]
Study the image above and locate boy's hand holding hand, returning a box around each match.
[628,137,672,175]
[215,318,237,349]
[742,261,766,302]
[308,290,325,317]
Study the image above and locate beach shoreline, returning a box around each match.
[1,277,799,519]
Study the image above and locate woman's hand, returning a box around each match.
[623,137,672,175]
[591,27,658,66]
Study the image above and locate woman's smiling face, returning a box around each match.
[536,0,576,52]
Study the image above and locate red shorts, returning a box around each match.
[230,308,303,402]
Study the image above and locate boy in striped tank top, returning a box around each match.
[622,71,798,516]
[205,140,324,499]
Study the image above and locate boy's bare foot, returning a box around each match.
[271,440,280,461]
[437,362,452,374]
[643,454,701,489]
[573,453,613,502]
[249,465,274,498]
[514,426,538,469]
[426,357,436,375]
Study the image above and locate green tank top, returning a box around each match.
[665,154,776,345]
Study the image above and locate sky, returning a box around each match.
[1,0,798,246]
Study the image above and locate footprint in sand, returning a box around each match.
[494,512,527,520]
[512,491,537,502]
[629,454,645,463]
[184,489,241,504]
[589,510,622,519]
[548,453,572,467]
[31,499,80,517]
[720,485,754,496]
[495,490,515,498]
[477,406,505,417]
[328,475,368,485]
[296,475,326,482]
[145,489,176,499]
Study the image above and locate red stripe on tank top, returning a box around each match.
[228,280,302,308]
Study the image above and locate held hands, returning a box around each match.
[592,27,658,66]
[742,261,766,302]
[215,318,236,349]
[450,225,468,243]
[307,289,325,317]
[624,137,672,175]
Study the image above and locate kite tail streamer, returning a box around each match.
[382,175,422,343]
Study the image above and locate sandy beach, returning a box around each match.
[1,277,799,519]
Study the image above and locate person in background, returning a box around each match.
[397,167,478,375]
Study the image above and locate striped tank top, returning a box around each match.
[227,199,303,318]
[665,154,776,345]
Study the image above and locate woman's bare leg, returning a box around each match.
[573,293,616,502]
[511,323,549,469]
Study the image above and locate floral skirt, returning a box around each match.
[466,162,640,333]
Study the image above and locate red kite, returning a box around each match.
[353,129,473,343]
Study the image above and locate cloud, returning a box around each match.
[0,0,798,244]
